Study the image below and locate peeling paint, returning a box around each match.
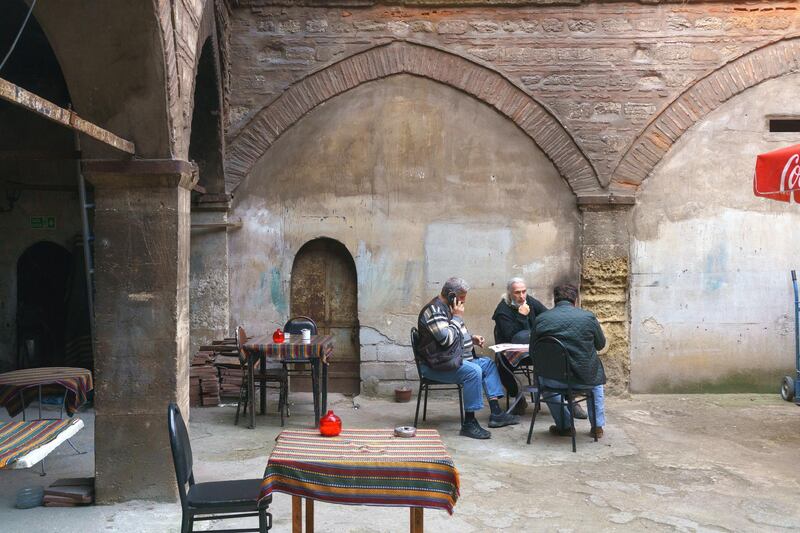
[269,267,287,314]
[128,292,155,301]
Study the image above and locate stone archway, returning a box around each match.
[226,40,600,197]
[611,36,800,191]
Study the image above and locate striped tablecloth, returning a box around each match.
[260,429,460,514]
[243,335,334,363]
[0,367,93,418]
[504,347,531,368]
[0,418,82,468]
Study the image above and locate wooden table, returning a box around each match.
[260,429,460,532]
[0,367,93,420]
[242,335,333,429]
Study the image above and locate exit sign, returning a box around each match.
[30,216,56,229]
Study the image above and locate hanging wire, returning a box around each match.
[0,0,38,73]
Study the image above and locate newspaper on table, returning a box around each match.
[487,343,528,353]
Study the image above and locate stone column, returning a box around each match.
[579,198,634,395]
[190,194,232,356]
[83,159,196,502]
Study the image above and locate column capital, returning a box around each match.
[576,192,636,210]
[82,159,198,190]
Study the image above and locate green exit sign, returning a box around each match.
[30,216,56,229]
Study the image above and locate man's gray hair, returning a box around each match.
[441,277,470,296]
[506,277,526,293]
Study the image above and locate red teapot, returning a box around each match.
[319,410,342,437]
[272,328,285,344]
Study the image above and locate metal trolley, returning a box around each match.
[781,270,800,404]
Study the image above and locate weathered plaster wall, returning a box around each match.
[229,74,579,395]
[631,73,800,393]
[227,2,799,185]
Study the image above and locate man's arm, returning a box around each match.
[592,316,606,351]
[494,313,519,344]
[423,304,463,347]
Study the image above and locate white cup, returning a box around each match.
[301,328,311,342]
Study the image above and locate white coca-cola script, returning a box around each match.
[780,153,800,194]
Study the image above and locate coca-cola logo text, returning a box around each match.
[780,153,800,195]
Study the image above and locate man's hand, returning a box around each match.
[518,301,530,316]
[471,334,485,348]
[451,299,465,317]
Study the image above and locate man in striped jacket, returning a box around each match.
[417,277,520,439]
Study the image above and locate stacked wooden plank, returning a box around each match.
[43,477,94,506]
[190,352,220,407]
[218,366,245,398]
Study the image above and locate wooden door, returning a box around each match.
[290,239,360,394]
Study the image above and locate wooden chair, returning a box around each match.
[168,403,272,532]
[410,327,465,427]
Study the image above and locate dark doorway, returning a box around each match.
[290,238,361,394]
[16,241,71,368]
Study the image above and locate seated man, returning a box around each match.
[492,277,548,414]
[417,277,519,439]
[530,284,606,438]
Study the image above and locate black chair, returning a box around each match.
[168,402,272,533]
[526,336,598,452]
[494,324,535,410]
[283,316,318,337]
[410,327,465,427]
[234,325,288,428]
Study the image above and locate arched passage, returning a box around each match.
[291,238,360,395]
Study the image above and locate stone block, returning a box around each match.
[437,20,468,35]
[353,20,386,32]
[408,20,434,33]
[567,19,595,33]
[601,18,633,33]
[360,362,407,380]
[360,326,390,345]
[95,412,177,502]
[306,19,328,33]
[470,21,499,33]
[388,21,410,36]
[377,343,413,362]
[542,18,564,32]
[278,20,301,34]
[518,20,539,33]
[694,16,723,31]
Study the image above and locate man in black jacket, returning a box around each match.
[417,277,519,439]
[530,284,606,438]
[492,277,548,414]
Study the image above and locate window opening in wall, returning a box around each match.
[769,118,800,133]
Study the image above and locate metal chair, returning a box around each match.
[167,403,272,533]
[280,316,319,412]
[410,327,465,427]
[234,325,288,427]
[494,324,535,410]
[526,336,598,452]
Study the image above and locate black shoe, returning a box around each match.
[488,412,520,428]
[460,419,491,439]
[509,395,528,415]
[573,403,588,420]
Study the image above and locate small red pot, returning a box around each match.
[319,410,342,437]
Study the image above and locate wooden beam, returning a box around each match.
[0,77,135,155]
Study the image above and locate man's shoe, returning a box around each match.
[510,395,528,415]
[460,419,491,439]
[590,426,604,439]
[572,403,588,420]
[548,425,575,437]
[488,412,520,428]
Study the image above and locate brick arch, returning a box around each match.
[612,37,800,191]
[225,40,599,195]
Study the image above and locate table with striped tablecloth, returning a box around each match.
[261,428,460,533]
[0,418,84,469]
[0,367,93,419]
[243,335,334,428]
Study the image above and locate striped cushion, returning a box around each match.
[0,419,81,468]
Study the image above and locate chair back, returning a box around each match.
[235,325,248,367]
[530,336,572,383]
[410,327,424,379]
[167,402,193,506]
[493,323,500,345]
[284,316,317,335]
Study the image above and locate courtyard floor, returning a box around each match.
[1,393,799,532]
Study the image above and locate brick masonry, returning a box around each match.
[225,1,800,190]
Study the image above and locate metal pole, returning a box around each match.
[74,132,96,364]
[792,270,799,405]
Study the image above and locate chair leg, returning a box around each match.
[422,387,429,421]
[180,510,192,533]
[235,381,246,426]
[259,507,271,532]
[527,400,538,445]
[567,395,576,453]
[279,380,287,427]
[414,385,423,428]
[590,391,598,442]
[457,386,464,426]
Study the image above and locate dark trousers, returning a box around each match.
[497,353,531,398]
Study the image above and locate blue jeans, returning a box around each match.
[539,378,605,430]
[420,357,505,412]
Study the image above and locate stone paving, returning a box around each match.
[1,393,799,532]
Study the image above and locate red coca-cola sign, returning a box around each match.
[754,143,800,203]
